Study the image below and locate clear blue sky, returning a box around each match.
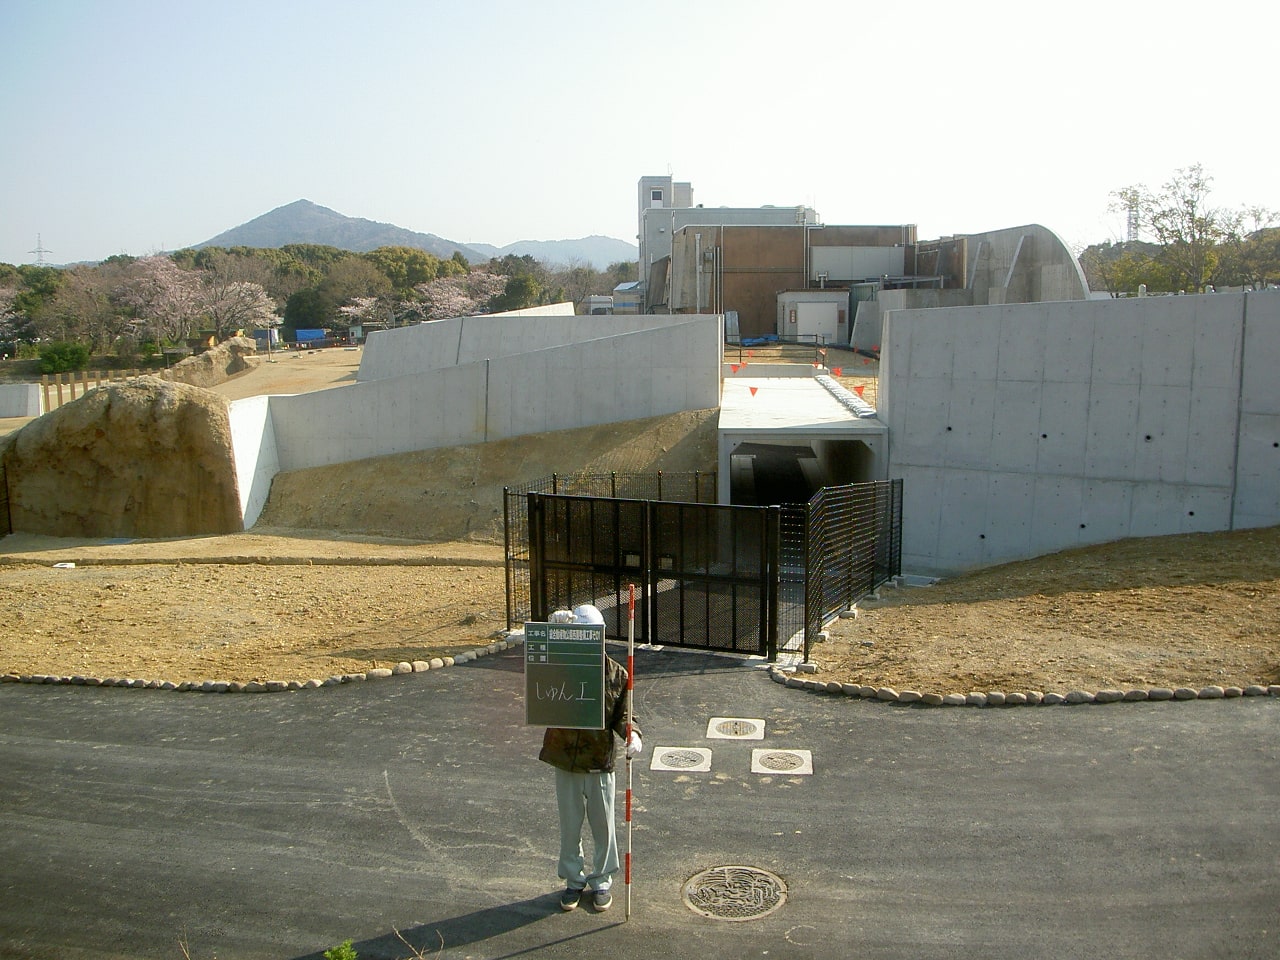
[1,0,1273,266]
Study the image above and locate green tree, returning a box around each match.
[319,256,392,303]
[39,341,90,373]
[1217,220,1280,290]
[488,254,544,281]
[13,264,64,323]
[284,288,336,331]
[1110,163,1271,292]
[1079,240,1177,296]
[488,274,542,312]
[363,246,443,292]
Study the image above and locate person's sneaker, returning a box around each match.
[559,887,583,912]
[591,888,612,912]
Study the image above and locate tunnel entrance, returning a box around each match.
[729,439,878,506]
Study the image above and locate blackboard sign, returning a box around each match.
[524,621,606,729]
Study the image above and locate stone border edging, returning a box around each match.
[768,665,1280,706]
[0,638,518,693]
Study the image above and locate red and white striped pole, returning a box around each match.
[624,582,635,920]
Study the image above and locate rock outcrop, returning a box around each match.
[1,377,242,538]
[161,336,260,389]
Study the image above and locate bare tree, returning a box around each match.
[1109,163,1272,292]
[111,256,202,343]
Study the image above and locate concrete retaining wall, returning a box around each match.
[228,314,724,526]
[882,289,1280,575]
[0,383,42,417]
[358,314,690,382]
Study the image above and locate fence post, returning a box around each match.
[55,374,64,408]
[503,487,513,628]
[528,492,546,622]
[764,506,780,662]
[41,376,50,413]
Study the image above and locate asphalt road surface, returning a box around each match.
[2,646,1278,960]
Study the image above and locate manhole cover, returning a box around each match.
[750,748,814,775]
[650,746,712,772]
[758,751,803,771]
[682,865,787,921]
[706,716,765,740]
[659,749,707,768]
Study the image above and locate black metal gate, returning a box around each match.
[504,472,715,631]
[514,478,903,662]
[526,493,780,658]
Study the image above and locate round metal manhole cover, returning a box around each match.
[756,751,805,772]
[682,865,787,921]
[715,719,761,738]
[658,749,707,769]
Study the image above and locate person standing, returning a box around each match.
[538,605,642,912]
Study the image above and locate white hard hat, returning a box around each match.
[571,604,605,625]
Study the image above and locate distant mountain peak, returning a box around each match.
[192,202,637,267]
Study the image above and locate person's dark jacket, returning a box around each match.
[539,657,639,774]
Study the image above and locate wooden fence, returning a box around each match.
[40,370,148,413]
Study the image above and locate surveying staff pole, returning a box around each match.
[624,582,635,920]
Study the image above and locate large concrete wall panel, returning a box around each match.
[898,465,945,572]
[358,314,695,383]
[895,378,950,464]
[357,319,465,381]
[1234,413,1280,528]
[1037,381,1087,474]
[981,473,1036,563]
[1141,296,1196,385]
[1031,475,1086,548]
[950,306,1001,380]
[996,307,1044,381]
[269,363,490,472]
[1186,387,1241,486]
[1092,304,1144,384]
[936,470,990,565]
[1042,301,1095,382]
[479,318,721,444]
[1084,382,1140,479]
[908,317,956,379]
[885,290,1278,575]
[1079,479,1134,540]
[1135,385,1193,482]
[1240,290,1280,408]
[1192,296,1245,390]
[990,380,1042,471]
[942,379,996,469]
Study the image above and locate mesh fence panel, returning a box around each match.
[802,480,902,659]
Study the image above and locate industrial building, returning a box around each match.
[633,175,1089,343]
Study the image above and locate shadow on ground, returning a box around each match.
[289,894,620,960]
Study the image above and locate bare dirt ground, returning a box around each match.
[2,346,1276,691]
